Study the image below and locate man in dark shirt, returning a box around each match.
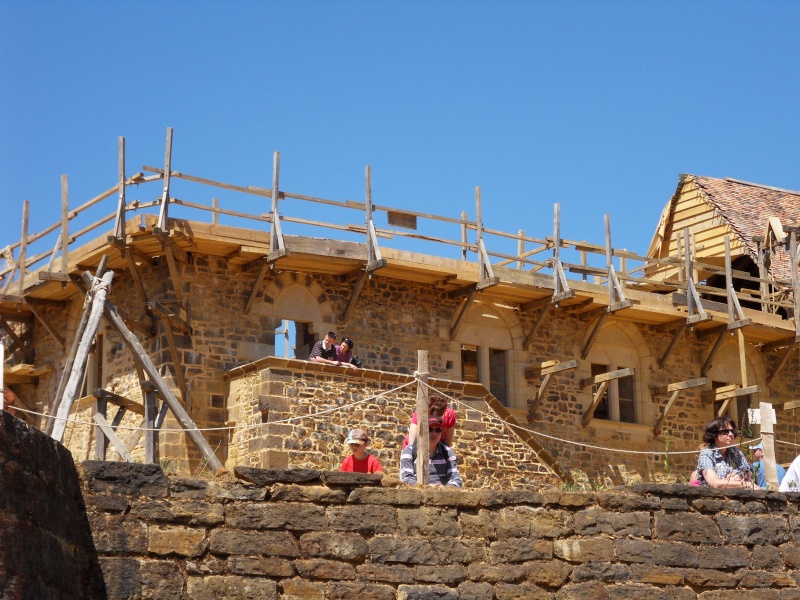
[308,331,340,364]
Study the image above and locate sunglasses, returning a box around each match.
[716,428,736,436]
[429,427,442,434]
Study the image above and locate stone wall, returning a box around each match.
[225,358,558,490]
[0,410,105,599]
[80,460,800,599]
[11,246,800,483]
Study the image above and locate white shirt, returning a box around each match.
[779,455,800,492]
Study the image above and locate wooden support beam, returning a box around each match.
[25,300,65,349]
[526,359,579,420]
[650,377,707,436]
[653,390,680,437]
[92,413,133,462]
[93,387,145,415]
[144,388,158,463]
[522,300,552,350]
[95,396,107,459]
[51,270,114,441]
[578,367,634,389]
[700,329,727,376]
[96,287,224,473]
[650,377,708,395]
[341,271,368,324]
[61,175,69,274]
[696,319,752,340]
[767,339,798,386]
[156,127,173,231]
[450,290,476,340]
[0,317,35,363]
[158,314,187,401]
[163,244,183,303]
[580,313,607,359]
[658,321,687,368]
[415,350,430,486]
[525,359,579,379]
[759,401,780,490]
[581,381,609,427]
[700,385,760,404]
[520,296,552,313]
[148,301,190,334]
[244,258,270,315]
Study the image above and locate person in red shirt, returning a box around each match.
[339,428,383,473]
[403,395,456,449]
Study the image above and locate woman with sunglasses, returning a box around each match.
[399,416,462,487]
[696,416,760,489]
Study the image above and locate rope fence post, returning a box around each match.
[760,401,780,490]
[415,349,430,486]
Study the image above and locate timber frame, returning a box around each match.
[4,129,800,476]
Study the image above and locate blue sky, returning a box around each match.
[2,0,799,266]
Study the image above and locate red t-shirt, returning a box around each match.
[403,407,457,448]
[339,454,383,473]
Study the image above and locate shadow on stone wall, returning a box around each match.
[0,410,106,599]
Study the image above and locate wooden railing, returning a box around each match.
[1,128,798,327]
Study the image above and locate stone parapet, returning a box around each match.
[79,461,800,599]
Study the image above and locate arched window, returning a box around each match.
[580,322,652,426]
[704,338,766,433]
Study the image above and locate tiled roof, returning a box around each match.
[690,175,800,282]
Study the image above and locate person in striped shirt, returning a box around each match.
[400,416,462,487]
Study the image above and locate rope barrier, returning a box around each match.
[418,379,764,456]
[11,379,417,434]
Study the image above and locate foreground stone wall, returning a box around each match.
[81,461,800,599]
[0,411,105,599]
[225,358,558,490]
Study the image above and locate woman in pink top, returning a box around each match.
[403,395,456,448]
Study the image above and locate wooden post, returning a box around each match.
[0,339,4,412]
[17,200,29,296]
[605,214,616,304]
[415,350,430,486]
[517,230,524,269]
[475,187,484,278]
[96,286,225,473]
[156,127,173,232]
[269,151,282,255]
[212,197,219,225]
[112,136,126,240]
[460,211,468,261]
[684,229,694,316]
[144,387,158,463]
[95,395,108,459]
[61,175,69,274]
[51,270,115,442]
[759,402,779,490]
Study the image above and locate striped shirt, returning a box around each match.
[400,442,462,487]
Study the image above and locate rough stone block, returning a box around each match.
[522,559,574,587]
[422,488,484,508]
[596,492,661,511]
[209,529,299,557]
[457,581,494,600]
[495,582,552,600]
[780,542,800,568]
[571,561,631,583]
[630,563,685,585]
[489,539,553,564]
[414,564,469,584]
[228,556,295,577]
[555,580,610,600]
[397,584,458,600]
[554,538,614,563]
[697,592,783,599]
[368,536,439,565]
[607,584,679,599]
[737,570,799,588]
[616,539,699,568]
[467,562,525,583]
[299,531,369,560]
[327,505,398,534]
[460,510,496,538]
[753,545,784,570]
[574,508,650,537]
[293,558,357,580]
[101,558,183,600]
[89,512,147,554]
[495,506,573,540]
[148,524,207,557]
[717,515,791,545]
[186,555,226,575]
[683,568,738,587]
[327,581,396,600]
[348,487,423,506]
[234,466,320,485]
[654,512,723,544]
[132,499,225,526]
[692,498,748,514]
[397,507,462,537]
[187,575,277,599]
[697,545,750,569]
[357,563,415,584]
[321,471,384,487]
[225,502,326,530]
[81,461,168,498]
[169,476,210,499]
